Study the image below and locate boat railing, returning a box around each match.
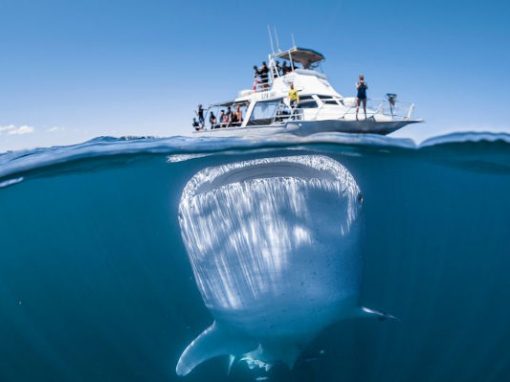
[341,98,416,121]
[273,105,304,123]
[252,78,272,92]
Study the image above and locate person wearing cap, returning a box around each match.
[274,61,282,76]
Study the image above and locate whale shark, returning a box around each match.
[176,155,392,376]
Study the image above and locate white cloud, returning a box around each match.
[0,124,35,135]
[47,126,64,133]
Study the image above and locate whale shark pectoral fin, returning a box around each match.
[360,306,399,321]
[176,321,256,376]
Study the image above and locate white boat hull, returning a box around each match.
[194,119,421,137]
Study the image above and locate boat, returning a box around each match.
[194,45,422,136]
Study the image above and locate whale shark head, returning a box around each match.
[176,155,378,376]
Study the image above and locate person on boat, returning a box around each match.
[234,104,243,125]
[231,109,239,125]
[196,104,205,128]
[225,106,233,127]
[281,61,289,75]
[253,65,261,90]
[192,118,201,131]
[283,61,293,74]
[288,83,299,109]
[356,75,368,120]
[209,112,217,129]
[219,110,226,128]
[260,62,269,88]
[274,61,282,76]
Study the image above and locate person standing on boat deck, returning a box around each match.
[275,61,282,76]
[253,65,261,90]
[281,61,289,75]
[356,75,368,120]
[260,62,269,88]
[288,83,299,109]
[196,104,205,128]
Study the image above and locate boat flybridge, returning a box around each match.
[194,46,421,137]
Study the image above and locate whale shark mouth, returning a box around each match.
[176,155,364,376]
[179,155,362,309]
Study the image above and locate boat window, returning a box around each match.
[298,100,318,109]
[248,99,283,126]
[300,95,315,102]
[317,95,340,105]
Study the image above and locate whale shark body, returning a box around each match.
[176,155,390,376]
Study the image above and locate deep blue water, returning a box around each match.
[1,132,510,382]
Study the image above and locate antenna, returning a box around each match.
[267,25,275,54]
[273,26,281,51]
[291,33,297,48]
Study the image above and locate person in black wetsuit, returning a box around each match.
[356,74,368,120]
[281,61,289,75]
[253,65,261,89]
[196,104,205,127]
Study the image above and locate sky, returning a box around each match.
[0,0,509,152]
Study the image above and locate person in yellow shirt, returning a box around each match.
[288,83,299,109]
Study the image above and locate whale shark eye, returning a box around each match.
[357,192,364,204]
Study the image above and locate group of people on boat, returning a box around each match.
[192,104,205,130]
[252,60,301,90]
[194,104,245,131]
[192,74,371,131]
[253,62,270,89]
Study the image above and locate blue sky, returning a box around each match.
[0,0,509,151]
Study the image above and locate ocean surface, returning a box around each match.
[1,132,510,382]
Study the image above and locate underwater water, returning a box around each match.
[1,132,510,382]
